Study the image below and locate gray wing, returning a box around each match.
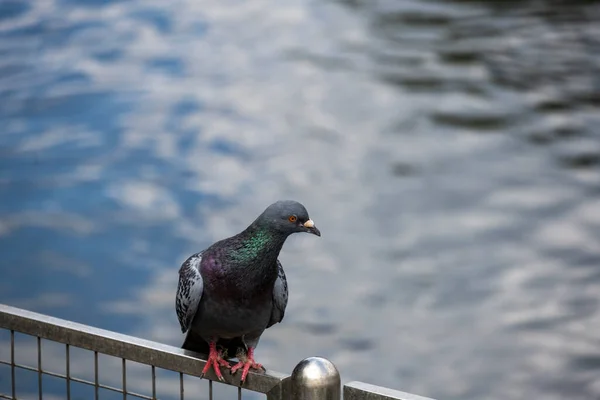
[267,260,288,328]
[176,253,204,333]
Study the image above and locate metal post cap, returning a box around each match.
[291,357,341,400]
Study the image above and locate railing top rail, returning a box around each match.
[0,303,289,394]
[344,381,436,400]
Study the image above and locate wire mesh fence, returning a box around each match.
[0,304,288,400]
[0,304,436,400]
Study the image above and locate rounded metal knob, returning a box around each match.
[291,356,341,400]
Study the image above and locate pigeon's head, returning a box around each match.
[259,200,321,237]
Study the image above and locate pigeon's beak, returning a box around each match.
[303,219,321,237]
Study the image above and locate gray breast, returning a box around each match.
[193,294,273,339]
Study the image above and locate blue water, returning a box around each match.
[1,0,600,399]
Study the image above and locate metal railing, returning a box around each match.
[0,304,436,400]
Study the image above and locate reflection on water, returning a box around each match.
[1,0,600,399]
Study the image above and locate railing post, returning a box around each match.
[291,356,341,400]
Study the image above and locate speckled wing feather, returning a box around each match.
[267,260,288,328]
[176,253,204,333]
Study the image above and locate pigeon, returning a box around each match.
[175,200,321,382]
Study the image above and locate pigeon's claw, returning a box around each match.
[200,341,230,382]
[230,347,264,383]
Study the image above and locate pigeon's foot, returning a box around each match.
[231,347,264,383]
[200,341,231,382]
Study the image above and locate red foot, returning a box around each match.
[230,347,264,383]
[200,341,230,381]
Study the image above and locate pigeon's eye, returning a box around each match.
[288,215,297,223]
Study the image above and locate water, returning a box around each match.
[1,0,599,399]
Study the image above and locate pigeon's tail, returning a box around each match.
[181,330,211,355]
[182,331,246,361]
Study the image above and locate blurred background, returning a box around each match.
[1,0,600,399]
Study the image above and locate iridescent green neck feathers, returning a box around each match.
[229,224,287,263]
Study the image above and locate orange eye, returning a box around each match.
[288,215,297,223]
